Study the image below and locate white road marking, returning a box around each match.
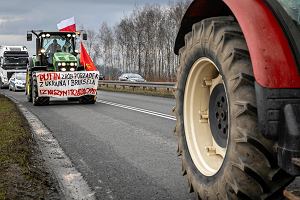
[97,99,176,121]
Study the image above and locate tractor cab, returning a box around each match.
[27,30,87,72]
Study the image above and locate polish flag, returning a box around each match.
[57,17,76,32]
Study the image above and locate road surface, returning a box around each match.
[1,89,193,200]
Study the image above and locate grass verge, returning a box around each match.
[0,94,60,199]
[99,85,175,98]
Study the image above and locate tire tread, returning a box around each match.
[175,16,294,199]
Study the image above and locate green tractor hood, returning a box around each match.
[54,52,77,62]
[53,52,78,71]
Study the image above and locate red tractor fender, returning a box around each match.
[174,0,300,88]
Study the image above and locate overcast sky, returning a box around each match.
[0,0,173,54]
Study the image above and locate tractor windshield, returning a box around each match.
[277,0,300,26]
[42,35,75,54]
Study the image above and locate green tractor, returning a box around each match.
[26,30,98,106]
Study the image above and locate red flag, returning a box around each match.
[80,42,97,71]
[57,17,76,32]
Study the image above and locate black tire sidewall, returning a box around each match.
[26,60,33,102]
[79,95,96,104]
[32,76,39,106]
[32,81,37,105]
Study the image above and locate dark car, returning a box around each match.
[99,73,105,80]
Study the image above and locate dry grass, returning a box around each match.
[0,95,60,199]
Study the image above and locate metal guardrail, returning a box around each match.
[98,80,176,91]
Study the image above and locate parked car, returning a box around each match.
[99,73,105,80]
[118,73,145,82]
[9,73,26,91]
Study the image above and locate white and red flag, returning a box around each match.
[57,17,76,32]
[57,17,97,71]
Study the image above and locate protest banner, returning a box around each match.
[35,71,99,98]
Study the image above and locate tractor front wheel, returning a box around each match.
[26,83,33,102]
[31,77,49,106]
[79,95,96,104]
[67,97,79,102]
[26,61,33,102]
[175,16,294,199]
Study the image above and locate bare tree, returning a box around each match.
[95,0,191,81]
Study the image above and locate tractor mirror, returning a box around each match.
[27,33,32,41]
[82,33,87,40]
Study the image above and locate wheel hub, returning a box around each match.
[209,84,228,148]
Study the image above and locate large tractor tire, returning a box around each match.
[79,95,96,104]
[174,16,294,199]
[31,77,49,106]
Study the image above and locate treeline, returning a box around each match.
[83,0,191,81]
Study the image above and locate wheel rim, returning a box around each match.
[184,57,229,176]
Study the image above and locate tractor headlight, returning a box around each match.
[46,33,50,37]
[40,49,46,54]
[41,34,46,38]
[62,62,66,67]
[70,62,75,67]
[70,68,75,72]
[67,34,71,38]
[58,62,62,66]
[60,68,67,72]
[75,62,78,66]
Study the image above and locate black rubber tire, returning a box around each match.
[79,95,96,104]
[26,79,33,102]
[26,59,33,102]
[175,16,294,199]
[32,77,49,106]
[67,97,80,102]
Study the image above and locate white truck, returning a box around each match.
[0,46,29,88]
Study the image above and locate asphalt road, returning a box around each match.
[1,89,193,200]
